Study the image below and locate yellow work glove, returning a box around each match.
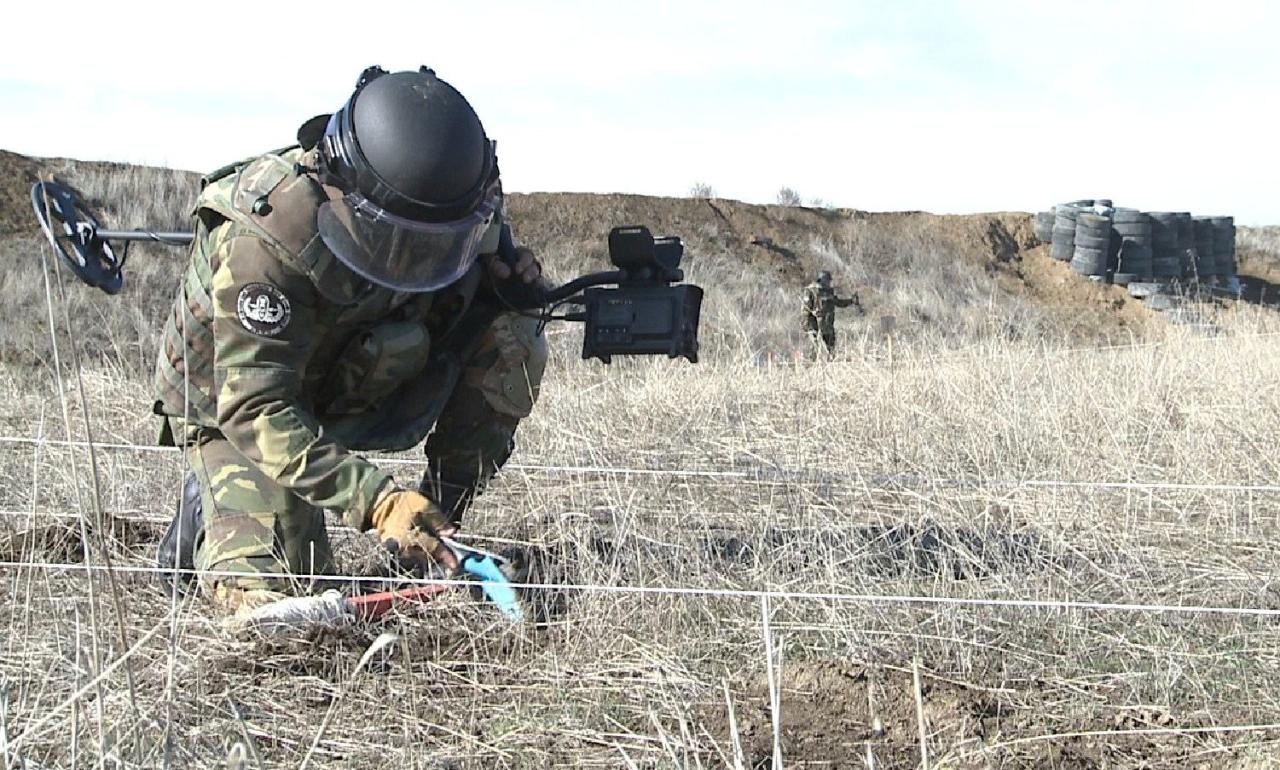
[368,487,459,571]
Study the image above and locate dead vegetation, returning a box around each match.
[6,149,1253,370]
[1,153,1280,768]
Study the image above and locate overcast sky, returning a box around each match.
[2,0,1275,224]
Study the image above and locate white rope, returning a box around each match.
[2,435,1278,494]
[4,559,1280,619]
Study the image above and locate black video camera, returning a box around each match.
[493,224,703,364]
[579,226,703,364]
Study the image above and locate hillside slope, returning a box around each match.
[2,148,1272,369]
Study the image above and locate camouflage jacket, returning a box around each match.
[153,148,509,528]
[801,282,856,331]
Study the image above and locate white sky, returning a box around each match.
[2,0,1276,224]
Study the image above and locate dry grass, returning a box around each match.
[2,160,1280,768]
[3,301,1280,768]
[1238,226,1280,262]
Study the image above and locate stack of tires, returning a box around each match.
[1110,208,1152,284]
[1174,213,1195,279]
[1041,201,1237,280]
[1147,212,1183,280]
[1033,211,1055,244]
[1192,217,1217,280]
[1051,204,1081,261]
[1070,212,1112,277]
[1209,216,1236,278]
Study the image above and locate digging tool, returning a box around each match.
[439,536,524,622]
[238,537,523,633]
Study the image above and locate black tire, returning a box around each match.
[1050,241,1074,260]
[1113,221,1151,233]
[1118,240,1152,265]
[1075,226,1112,241]
[1094,199,1113,207]
[1144,294,1180,312]
[1112,272,1139,286]
[1073,245,1108,258]
[1071,248,1108,275]
[1074,233,1111,250]
[1113,229,1152,243]
[1033,212,1055,243]
[1111,208,1147,223]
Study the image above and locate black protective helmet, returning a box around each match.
[314,66,503,292]
[816,270,832,284]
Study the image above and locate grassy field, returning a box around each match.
[2,159,1280,768]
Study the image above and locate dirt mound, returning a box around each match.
[0,150,44,235]
[707,661,1240,769]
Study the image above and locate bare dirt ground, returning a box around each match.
[2,150,1280,768]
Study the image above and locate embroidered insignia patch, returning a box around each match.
[236,283,292,336]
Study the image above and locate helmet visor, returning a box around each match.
[317,189,500,292]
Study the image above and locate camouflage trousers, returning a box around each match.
[805,324,837,355]
[184,429,337,594]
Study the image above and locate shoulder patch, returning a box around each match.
[236,283,292,336]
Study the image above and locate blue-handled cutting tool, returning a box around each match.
[440,537,525,622]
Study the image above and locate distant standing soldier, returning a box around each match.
[801,271,858,355]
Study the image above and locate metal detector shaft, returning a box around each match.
[94,229,194,245]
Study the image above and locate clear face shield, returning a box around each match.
[316,182,501,292]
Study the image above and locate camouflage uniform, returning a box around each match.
[154,148,546,592]
[801,280,857,354]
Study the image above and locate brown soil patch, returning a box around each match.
[1009,244,1157,342]
[0,150,44,235]
[704,661,1264,769]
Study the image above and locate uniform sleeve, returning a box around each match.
[211,233,391,528]
[835,295,857,308]
[802,287,818,313]
[420,313,545,525]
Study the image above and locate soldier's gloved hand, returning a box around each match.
[368,487,459,572]
[482,246,542,285]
